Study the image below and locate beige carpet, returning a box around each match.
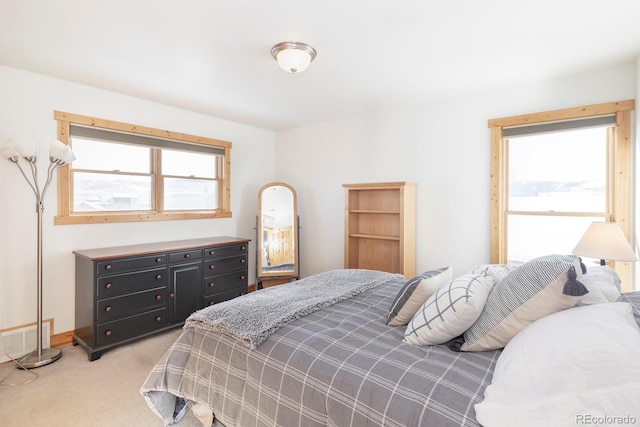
[0,328,204,426]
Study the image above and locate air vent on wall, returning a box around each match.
[0,321,51,364]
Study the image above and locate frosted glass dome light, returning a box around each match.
[271,41,317,74]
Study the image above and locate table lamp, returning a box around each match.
[572,221,637,265]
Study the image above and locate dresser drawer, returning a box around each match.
[204,255,247,275]
[96,287,166,323]
[97,254,166,275]
[97,267,167,298]
[96,308,167,347]
[168,249,203,264]
[203,270,248,297]
[204,243,248,259]
[204,287,246,307]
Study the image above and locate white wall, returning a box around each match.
[1,61,637,336]
[276,63,637,281]
[0,65,275,333]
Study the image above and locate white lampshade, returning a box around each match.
[14,139,36,158]
[572,221,637,263]
[271,41,317,74]
[0,139,20,159]
[49,139,76,164]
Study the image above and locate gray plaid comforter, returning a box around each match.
[141,274,502,427]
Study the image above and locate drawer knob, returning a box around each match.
[105,264,112,270]
[169,292,175,298]
[240,275,246,280]
[209,250,215,255]
[156,257,163,263]
[155,316,162,322]
[240,259,246,264]
[105,306,112,312]
[184,253,191,259]
[209,265,215,270]
[209,301,215,306]
[155,295,162,301]
[105,283,112,289]
[209,282,214,288]
[241,246,246,251]
[105,330,112,337]
[156,274,162,280]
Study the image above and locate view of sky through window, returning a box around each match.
[507,126,608,263]
[71,138,219,212]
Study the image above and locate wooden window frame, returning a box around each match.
[489,100,635,291]
[54,111,232,224]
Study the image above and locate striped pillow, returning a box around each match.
[461,254,588,352]
[386,267,452,326]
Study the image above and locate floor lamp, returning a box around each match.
[0,138,75,369]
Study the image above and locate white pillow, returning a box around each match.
[466,264,517,283]
[475,303,640,427]
[403,274,495,346]
[578,265,622,305]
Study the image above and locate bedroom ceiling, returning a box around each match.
[1,1,640,131]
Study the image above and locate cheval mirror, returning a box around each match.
[256,182,299,289]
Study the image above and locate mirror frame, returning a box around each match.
[257,182,299,279]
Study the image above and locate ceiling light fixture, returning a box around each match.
[271,41,317,74]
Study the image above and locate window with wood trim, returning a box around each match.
[54,111,232,224]
[488,100,635,291]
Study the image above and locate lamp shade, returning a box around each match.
[0,139,20,159]
[271,41,317,74]
[572,221,637,262]
[14,139,36,158]
[49,139,76,164]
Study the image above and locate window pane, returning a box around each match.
[73,172,152,212]
[163,178,218,210]
[71,138,151,173]
[508,127,607,212]
[507,215,605,264]
[162,150,217,178]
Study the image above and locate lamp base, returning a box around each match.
[18,347,62,369]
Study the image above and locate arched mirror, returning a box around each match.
[257,182,299,287]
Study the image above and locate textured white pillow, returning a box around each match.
[466,264,517,283]
[386,267,452,326]
[578,265,622,305]
[475,303,640,427]
[403,274,495,346]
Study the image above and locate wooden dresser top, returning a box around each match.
[73,236,251,260]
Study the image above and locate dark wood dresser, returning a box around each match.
[73,236,250,361]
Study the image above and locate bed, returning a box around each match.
[142,259,640,427]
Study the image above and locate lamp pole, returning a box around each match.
[17,199,62,368]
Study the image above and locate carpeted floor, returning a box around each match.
[0,328,203,426]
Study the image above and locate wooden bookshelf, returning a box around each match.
[343,182,416,278]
